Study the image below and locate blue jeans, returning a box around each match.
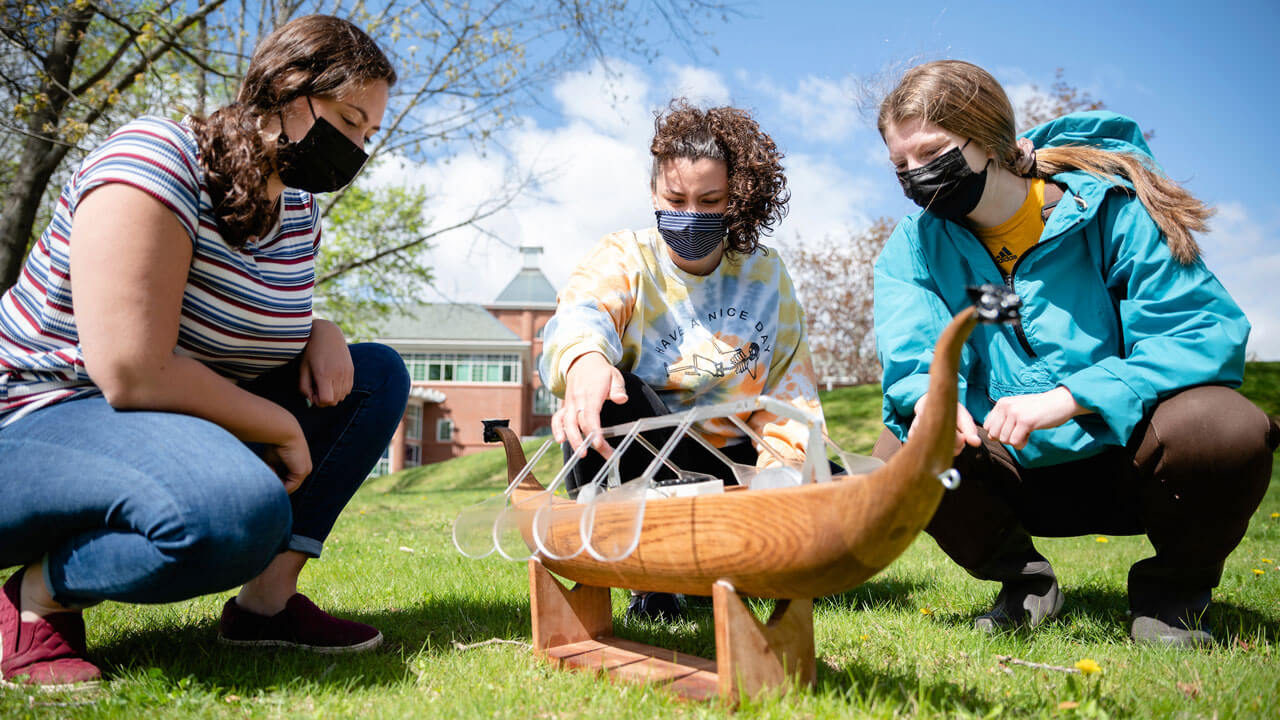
[0,343,408,606]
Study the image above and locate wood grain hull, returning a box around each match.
[498,308,978,598]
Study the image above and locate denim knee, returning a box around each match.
[351,342,410,402]
[152,460,292,593]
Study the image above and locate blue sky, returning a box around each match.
[389,0,1280,358]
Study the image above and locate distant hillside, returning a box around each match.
[1240,361,1280,417]
[378,362,1280,490]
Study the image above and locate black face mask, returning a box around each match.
[896,139,989,221]
[276,97,368,193]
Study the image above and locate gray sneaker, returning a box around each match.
[973,576,1063,633]
[1130,614,1213,648]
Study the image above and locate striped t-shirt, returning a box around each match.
[0,116,319,427]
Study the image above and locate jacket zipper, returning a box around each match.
[991,196,1090,359]
[1002,256,1039,358]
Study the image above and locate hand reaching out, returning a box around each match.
[551,352,628,458]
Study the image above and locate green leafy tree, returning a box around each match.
[315,182,434,340]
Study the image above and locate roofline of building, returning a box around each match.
[483,301,558,311]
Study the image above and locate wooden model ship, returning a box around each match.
[457,285,1019,703]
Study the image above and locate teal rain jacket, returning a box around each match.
[873,111,1249,468]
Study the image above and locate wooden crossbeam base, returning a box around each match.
[544,637,720,701]
[528,558,815,704]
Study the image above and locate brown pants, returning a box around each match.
[872,386,1278,614]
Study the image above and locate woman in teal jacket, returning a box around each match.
[871,60,1276,647]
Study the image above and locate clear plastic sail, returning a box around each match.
[513,430,600,562]
[579,413,694,562]
[723,414,804,490]
[455,395,832,564]
[451,437,555,559]
[824,431,885,476]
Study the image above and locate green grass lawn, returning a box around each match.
[5,367,1279,718]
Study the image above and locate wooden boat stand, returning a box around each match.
[481,288,1018,704]
[529,557,815,704]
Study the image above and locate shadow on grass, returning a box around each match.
[1051,586,1280,645]
[816,658,999,716]
[814,656,1129,718]
[817,576,935,613]
[90,595,532,691]
[84,582,1276,702]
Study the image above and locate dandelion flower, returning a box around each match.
[1262,558,1273,564]
[1271,512,1279,519]
[1075,658,1102,676]
[1095,536,1109,543]
[1253,568,1265,576]
[920,607,933,616]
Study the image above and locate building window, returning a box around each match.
[437,418,455,442]
[533,385,561,416]
[404,444,422,468]
[369,443,391,477]
[421,353,520,384]
[401,352,428,382]
[404,404,422,442]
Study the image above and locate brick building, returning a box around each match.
[372,247,560,475]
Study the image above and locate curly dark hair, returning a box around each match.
[188,15,396,247]
[649,100,788,255]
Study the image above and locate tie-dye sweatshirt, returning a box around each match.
[538,228,824,467]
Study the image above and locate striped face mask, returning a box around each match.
[655,210,727,261]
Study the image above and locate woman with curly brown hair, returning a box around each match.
[537,101,827,619]
[0,15,408,688]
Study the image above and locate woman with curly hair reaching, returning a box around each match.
[538,101,827,619]
[0,15,408,688]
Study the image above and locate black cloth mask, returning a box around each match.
[276,97,368,194]
[896,139,989,221]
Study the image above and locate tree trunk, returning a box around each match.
[0,6,96,291]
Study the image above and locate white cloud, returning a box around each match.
[367,59,658,303]
[764,75,862,144]
[1202,201,1280,360]
[662,64,732,106]
[363,59,900,312]
[551,60,651,144]
[771,152,883,251]
[1002,81,1046,127]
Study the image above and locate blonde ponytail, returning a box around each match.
[1035,145,1210,264]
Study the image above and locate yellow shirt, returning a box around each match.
[974,178,1046,277]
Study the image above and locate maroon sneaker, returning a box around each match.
[1,571,101,690]
[218,594,382,653]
